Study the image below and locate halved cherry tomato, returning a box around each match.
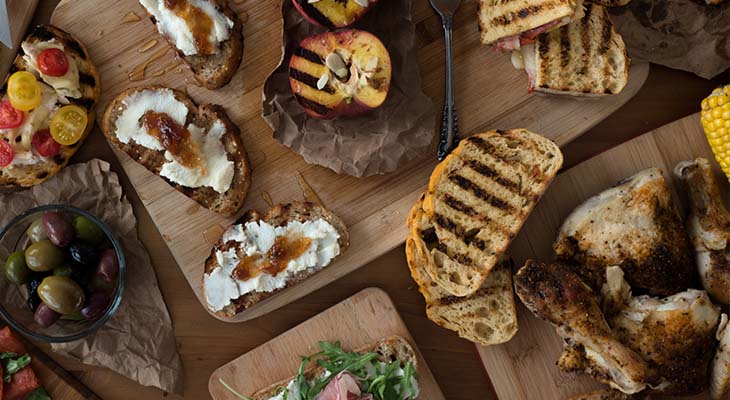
[37,48,69,77]
[32,129,61,157]
[0,140,15,167]
[0,100,23,129]
[7,71,41,111]
[50,105,87,145]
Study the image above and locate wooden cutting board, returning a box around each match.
[208,288,444,399]
[0,0,39,78]
[27,344,99,399]
[50,0,649,322]
[477,112,718,400]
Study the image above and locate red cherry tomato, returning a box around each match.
[37,48,69,77]
[0,100,24,129]
[0,140,14,167]
[32,129,61,157]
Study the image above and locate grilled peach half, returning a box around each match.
[292,0,379,29]
[289,30,392,120]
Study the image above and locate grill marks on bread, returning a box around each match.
[418,129,563,296]
[477,0,580,45]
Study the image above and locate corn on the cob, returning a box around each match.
[701,85,730,180]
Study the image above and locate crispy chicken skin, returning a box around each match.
[514,260,654,394]
[554,168,694,296]
[675,158,730,304]
[712,314,730,400]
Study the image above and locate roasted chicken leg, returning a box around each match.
[554,168,694,296]
[675,158,730,304]
[514,260,654,394]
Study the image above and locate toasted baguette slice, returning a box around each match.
[417,129,562,297]
[140,0,243,89]
[406,196,518,346]
[102,86,250,216]
[522,3,630,96]
[478,0,582,45]
[0,25,100,190]
[204,201,349,317]
[251,336,417,400]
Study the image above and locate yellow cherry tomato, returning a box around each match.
[7,71,41,111]
[50,105,88,145]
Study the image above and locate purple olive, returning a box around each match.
[42,212,75,247]
[80,291,110,320]
[96,249,119,282]
[34,302,61,328]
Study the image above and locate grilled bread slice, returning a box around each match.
[203,201,349,317]
[478,0,583,45]
[102,86,250,216]
[417,129,562,297]
[139,0,244,90]
[521,3,630,96]
[250,336,416,400]
[406,196,518,345]
[0,25,100,190]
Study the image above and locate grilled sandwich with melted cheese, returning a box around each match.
[478,0,585,51]
[511,3,630,96]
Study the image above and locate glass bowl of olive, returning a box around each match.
[0,205,125,343]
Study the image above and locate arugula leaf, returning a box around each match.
[26,387,52,400]
[0,351,17,360]
[2,353,31,383]
[219,378,254,400]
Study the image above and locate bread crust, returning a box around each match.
[102,85,251,216]
[0,25,100,191]
[203,201,349,317]
[143,0,244,90]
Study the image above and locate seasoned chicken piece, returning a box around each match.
[711,314,730,400]
[554,168,694,296]
[566,389,649,400]
[515,260,654,394]
[675,158,730,304]
[610,287,720,395]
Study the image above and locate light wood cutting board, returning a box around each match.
[208,288,444,399]
[50,0,649,322]
[477,112,718,400]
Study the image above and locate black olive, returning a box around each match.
[69,242,99,267]
[26,274,48,312]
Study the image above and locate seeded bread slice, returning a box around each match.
[418,129,563,297]
[203,201,349,318]
[250,336,417,400]
[0,25,100,191]
[142,0,244,90]
[102,86,250,216]
[406,196,518,346]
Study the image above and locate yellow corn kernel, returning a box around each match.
[702,85,730,181]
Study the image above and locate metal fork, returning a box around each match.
[429,0,461,161]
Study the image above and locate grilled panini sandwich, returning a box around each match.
[412,129,563,297]
[478,0,585,51]
[406,196,518,346]
[514,3,630,96]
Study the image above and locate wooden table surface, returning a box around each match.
[18,1,729,399]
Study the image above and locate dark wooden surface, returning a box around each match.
[19,1,729,399]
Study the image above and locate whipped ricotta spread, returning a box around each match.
[0,82,60,169]
[139,0,234,56]
[113,88,234,193]
[204,218,341,312]
[22,39,82,102]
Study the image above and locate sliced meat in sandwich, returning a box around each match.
[478,0,585,51]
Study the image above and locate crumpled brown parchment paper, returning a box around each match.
[610,1,730,79]
[262,0,435,177]
[0,159,183,394]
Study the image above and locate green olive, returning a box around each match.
[53,264,73,278]
[73,216,104,245]
[37,276,85,314]
[25,240,65,272]
[26,219,48,243]
[4,251,32,284]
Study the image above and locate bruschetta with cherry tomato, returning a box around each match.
[0,25,100,190]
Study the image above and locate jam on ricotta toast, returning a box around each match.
[102,86,251,216]
[0,25,100,190]
[203,202,349,317]
[138,0,244,89]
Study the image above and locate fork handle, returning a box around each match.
[437,15,459,161]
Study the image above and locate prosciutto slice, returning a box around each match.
[314,372,373,400]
